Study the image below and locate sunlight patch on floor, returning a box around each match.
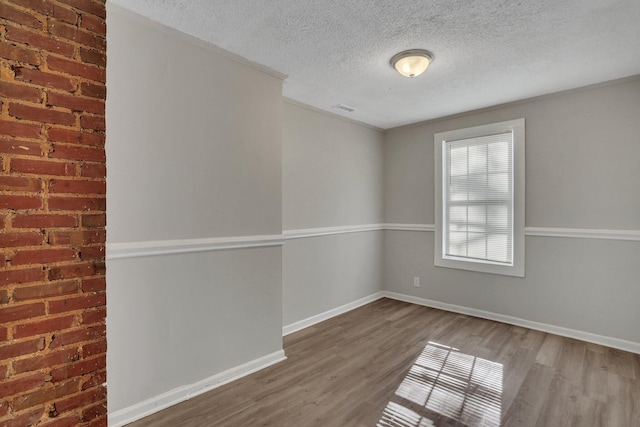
[377,342,503,427]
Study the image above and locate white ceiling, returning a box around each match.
[109,0,640,129]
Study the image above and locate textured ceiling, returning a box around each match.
[109,0,640,129]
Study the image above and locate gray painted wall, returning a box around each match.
[283,102,384,230]
[106,7,284,414]
[383,78,640,344]
[283,233,383,326]
[106,248,282,412]
[282,102,385,325]
[106,16,282,242]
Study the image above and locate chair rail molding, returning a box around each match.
[107,234,285,260]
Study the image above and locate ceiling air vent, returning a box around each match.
[333,104,355,113]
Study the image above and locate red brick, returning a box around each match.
[81,308,105,326]
[13,281,78,301]
[87,418,107,427]
[53,384,105,414]
[0,267,45,285]
[82,401,107,422]
[80,369,105,391]
[5,26,75,57]
[81,338,105,359]
[0,3,43,29]
[0,119,41,139]
[0,337,45,359]
[8,0,76,25]
[49,143,105,162]
[0,176,41,192]
[11,248,77,265]
[0,303,45,323]
[48,128,104,146]
[1,408,42,427]
[79,114,104,130]
[47,262,95,280]
[0,194,42,209]
[0,289,8,305]
[47,92,104,114]
[12,214,78,228]
[11,158,75,176]
[48,197,105,211]
[0,137,43,156]
[49,292,105,314]
[79,246,104,261]
[81,277,104,292]
[9,0,54,15]
[79,82,105,99]
[40,416,81,427]
[81,214,104,228]
[2,373,44,397]
[49,230,106,248]
[47,56,105,83]
[57,0,105,19]
[79,47,105,68]
[13,67,76,92]
[53,5,79,25]
[13,280,78,301]
[12,378,81,411]
[79,163,105,178]
[13,315,76,339]
[49,230,105,246]
[49,326,105,351]
[49,179,105,194]
[0,0,104,417]
[9,102,76,126]
[48,20,105,50]
[0,81,42,103]
[13,347,80,374]
[93,261,104,275]
[80,13,105,35]
[0,43,41,65]
[0,231,42,247]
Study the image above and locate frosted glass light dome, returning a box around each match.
[391,49,434,78]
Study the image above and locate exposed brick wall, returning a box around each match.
[0,1,107,425]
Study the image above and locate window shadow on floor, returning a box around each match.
[377,341,503,427]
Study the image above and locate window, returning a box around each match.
[434,119,525,277]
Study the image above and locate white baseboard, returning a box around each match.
[283,292,385,336]
[108,350,287,427]
[383,291,640,355]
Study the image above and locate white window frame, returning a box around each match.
[434,118,525,277]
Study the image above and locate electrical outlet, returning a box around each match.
[413,276,420,287]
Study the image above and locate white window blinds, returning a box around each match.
[443,131,514,265]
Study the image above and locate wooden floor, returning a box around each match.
[127,298,640,426]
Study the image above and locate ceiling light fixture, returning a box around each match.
[390,49,434,78]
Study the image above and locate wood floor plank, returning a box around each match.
[500,346,539,416]
[534,374,578,427]
[126,299,639,427]
[581,349,611,403]
[571,395,607,427]
[602,346,637,380]
[605,373,640,427]
[535,333,564,367]
[502,362,554,426]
